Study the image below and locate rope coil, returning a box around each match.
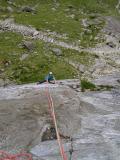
[0,151,32,160]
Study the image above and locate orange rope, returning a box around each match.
[45,85,68,160]
[0,83,68,160]
[0,151,32,160]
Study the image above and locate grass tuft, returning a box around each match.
[81,79,96,91]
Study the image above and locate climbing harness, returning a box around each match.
[45,84,68,160]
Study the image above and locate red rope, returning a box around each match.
[0,151,32,160]
[0,83,68,160]
[45,86,68,160]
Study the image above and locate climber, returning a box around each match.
[37,72,56,84]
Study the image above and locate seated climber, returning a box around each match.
[37,72,56,84]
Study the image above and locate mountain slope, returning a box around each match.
[0,0,119,84]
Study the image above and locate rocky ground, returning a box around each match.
[0,77,120,160]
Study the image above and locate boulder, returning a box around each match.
[78,64,85,73]
[67,5,74,9]
[82,18,88,27]
[20,53,29,61]
[21,6,35,13]
[0,69,5,74]
[0,78,11,87]
[0,79,5,87]
[33,31,39,36]
[22,41,35,51]
[7,6,14,13]
[106,41,116,48]
[51,48,62,56]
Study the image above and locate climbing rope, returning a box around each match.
[0,151,32,160]
[45,84,68,160]
[0,83,68,160]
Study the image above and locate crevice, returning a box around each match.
[69,138,74,160]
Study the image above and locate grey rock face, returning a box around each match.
[0,81,120,160]
[103,17,120,40]
[93,72,120,87]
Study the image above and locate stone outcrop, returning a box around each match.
[0,79,120,160]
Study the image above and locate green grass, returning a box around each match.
[0,32,25,68]
[45,43,97,69]
[0,31,100,84]
[81,79,96,91]
[60,48,96,66]
[0,0,119,84]
[10,41,77,83]
[80,80,113,92]
[0,0,118,47]
[0,32,24,53]
[0,32,77,84]
[12,1,109,46]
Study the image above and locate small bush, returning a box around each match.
[81,79,96,91]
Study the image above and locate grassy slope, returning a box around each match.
[0,0,118,45]
[0,32,76,83]
[0,0,118,83]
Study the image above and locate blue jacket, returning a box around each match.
[45,74,54,81]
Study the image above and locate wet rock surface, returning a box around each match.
[0,79,120,160]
